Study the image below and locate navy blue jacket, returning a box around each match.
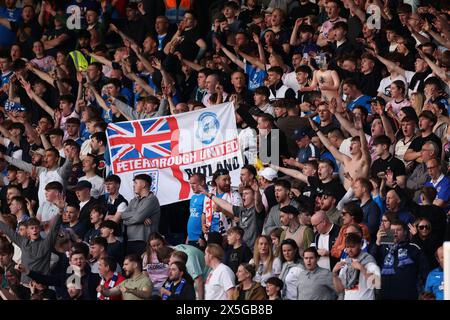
[375,241,430,300]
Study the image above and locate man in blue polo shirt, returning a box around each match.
[424,246,444,300]
[187,173,207,247]
[292,127,319,164]
[424,158,450,210]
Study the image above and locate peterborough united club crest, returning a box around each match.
[196,112,220,145]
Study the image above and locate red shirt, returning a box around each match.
[98,273,125,300]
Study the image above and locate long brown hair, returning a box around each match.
[143,232,167,261]
[252,235,275,273]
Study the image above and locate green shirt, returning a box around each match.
[118,272,153,300]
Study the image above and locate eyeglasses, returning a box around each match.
[312,220,324,228]
[418,225,430,230]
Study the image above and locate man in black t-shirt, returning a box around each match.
[371,135,406,188]
[174,11,207,62]
[404,111,442,167]
[271,159,345,203]
[16,168,38,210]
[307,160,346,203]
[224,226,253,274]
[314,102,340,135]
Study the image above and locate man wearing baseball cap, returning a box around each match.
[258,167,278,213]
[292,127,319,164]
[121,174,160,255]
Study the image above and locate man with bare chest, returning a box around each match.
[308,118,371,190]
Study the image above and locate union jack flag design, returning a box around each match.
[107,118,175,161]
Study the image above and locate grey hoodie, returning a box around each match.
[0,215,62,283]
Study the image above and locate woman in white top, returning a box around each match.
[279,239,303,300]
[142,232,170,295]
[249,235,282,287]
[385,80,411,114]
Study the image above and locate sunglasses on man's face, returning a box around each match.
[418,225,430,230]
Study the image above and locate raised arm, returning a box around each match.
[215,39,245,70]
[74,72,84,114]
[130,73,155,96]
[151,58,174,88]
[346,0,366,23]
[418,49,449,83]
[130,43,155,74]
[424,20,450,49]
[290,19,302,46]
[40,133,51,150]
[207,192,233,215]
[28,63,56,87]
[109,96,140,120]
[20,77,55,117]
[353,115,371,166]
[16,116,41,146]
[88,84,110,112]
[109,23,137,47]
[251,179,265,213]
[2,154,36,174]
[330,98,359,137]
[88,52,113,68]
[252,33,267,67]
[269,164,308,184]
[375,107,396,144]
[309,118,348,163]
[370,49,406,76]
[0,219,24,247]
[237,48,265,71]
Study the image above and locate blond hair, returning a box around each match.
[206,243,224,261]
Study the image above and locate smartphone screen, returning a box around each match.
[380,229,395,245]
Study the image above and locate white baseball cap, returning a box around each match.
[258,168,278,181]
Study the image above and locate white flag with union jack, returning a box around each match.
[106,103,244,205]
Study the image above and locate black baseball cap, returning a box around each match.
[292,127,312,140]
[74,180,92,191]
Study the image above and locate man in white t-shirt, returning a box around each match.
[78,154,105,199]
[332,233,380,300]
[204,243,235,300]
[282,53,303,91]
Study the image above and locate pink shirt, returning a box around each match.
[386,99,411,114]
[320,17,347,38]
